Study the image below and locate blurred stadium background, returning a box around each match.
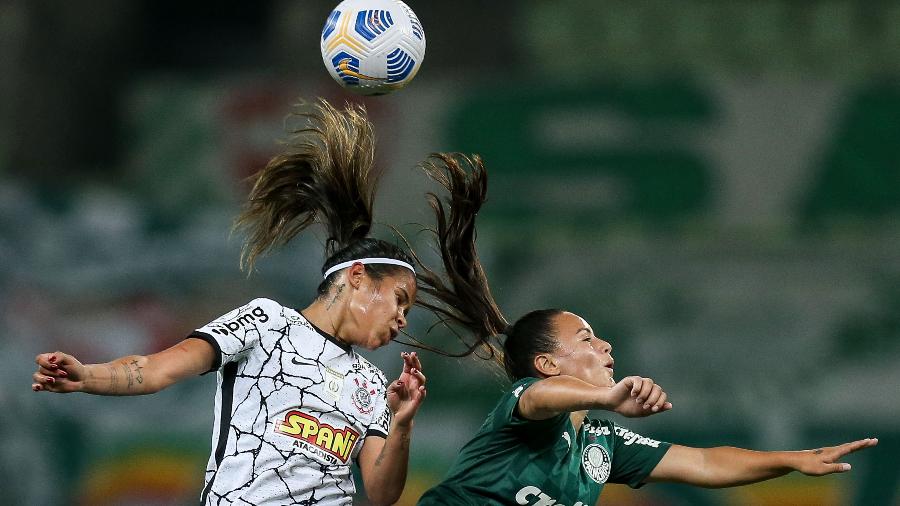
[2,1,899,504]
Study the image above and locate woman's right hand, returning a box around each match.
[604,376,672,417]
[32,352,86,393]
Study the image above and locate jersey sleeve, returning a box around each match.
[367,373,393,439]
[607,422,672,488]
[188,298,274,373]
[492,377,568,433]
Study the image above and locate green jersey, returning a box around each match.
[418,378,671,506]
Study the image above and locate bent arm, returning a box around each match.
[647,438,878,488]
[33,337,216,396]
[356,423,413,506]
[518,376,609,419]
[518,375,671,420]
[355,352,427,505]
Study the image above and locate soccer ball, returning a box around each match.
[320,0,426,96]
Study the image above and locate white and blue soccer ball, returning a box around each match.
[320,0,425,95]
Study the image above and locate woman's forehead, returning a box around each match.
[555,312,591,336]
[388,271,417,296]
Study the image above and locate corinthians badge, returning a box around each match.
[352,378,376,414]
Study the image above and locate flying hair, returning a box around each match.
[231,101,515,370]
[402,153,509,368]
[233,99,378,272]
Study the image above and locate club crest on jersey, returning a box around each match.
[324,367,345,402]
[352,378,376,414]
[581,444,612,484]
[274,410,359,463]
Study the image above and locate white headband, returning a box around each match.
[323,258,416,279]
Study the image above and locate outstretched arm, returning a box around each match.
[518,375,673,420]
[357,352,427,506]
[32,337,216,395]
[646,438,878,488]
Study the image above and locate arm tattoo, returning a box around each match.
[375,433,411,467]
[123,363,134,389]
[106,364,119,394]
[130,359,144,384]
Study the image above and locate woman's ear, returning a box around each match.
[533,353,559,377]
[345,262,366,289]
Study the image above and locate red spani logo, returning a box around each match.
[274,411,360,462]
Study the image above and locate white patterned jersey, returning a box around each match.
[189,298,393,506]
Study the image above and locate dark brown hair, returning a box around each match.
[407,153,508,363]
[233,99,413,294]
[231,102,560,376]
[413,153,564,380]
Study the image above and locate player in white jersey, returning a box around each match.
[30,100,463,505]
[189,294,414,505]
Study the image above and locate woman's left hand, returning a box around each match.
[795,438,878,475]
[386,351,427,427]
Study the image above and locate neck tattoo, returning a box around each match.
[326,283,345,311]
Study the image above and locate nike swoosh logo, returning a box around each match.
[336,59,384,81]
[291,357,305,365]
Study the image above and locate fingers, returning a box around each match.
[827,462,852,473]
[32,371,53,391]
[401,351,422,373]
[409,381,426,406]
[389,368,427,393]
[36,351,78,373]
[393,368,427,394]
[400,352,426,389]
[846,438,878,453]
[417,385,427,403]
[35,352,62,371]
[634,377,655,405]
[816,438,878,462]
[634,380,672,413]
[626,376,642,396]
[409,382,427,402]
[37,364,68,378]
[616,376,673,416]
[834,438,879,458]
[33,352,74,392]
[388,379,427,405]
[32,371,64,392]
[642,384,661,407]
[644,388,667,412]
[802,438,878,475]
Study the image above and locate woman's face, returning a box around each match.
[548,312,615,387]
[346,269,416,350]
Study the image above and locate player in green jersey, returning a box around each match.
[418,309,674,506]
[414,153,879,506]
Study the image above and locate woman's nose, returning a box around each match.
[597,338,612,354]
